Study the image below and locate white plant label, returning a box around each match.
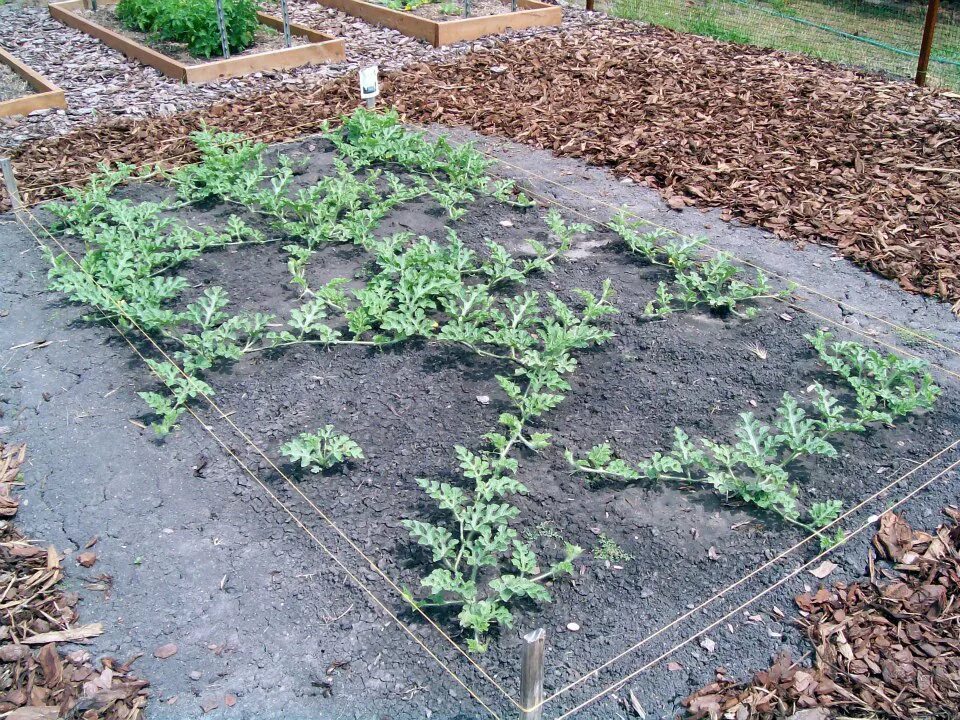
[359,66,380,100]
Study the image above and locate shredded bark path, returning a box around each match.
[4,24,960,309]
[684,507,960,719]
[0,443,149,718]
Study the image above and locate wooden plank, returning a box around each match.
[435,1,561,45]
[311,0,559,46]
[0,47,67,118]
[49,0,188,80]
[0,90,67,119]
[185,38,345,82]
[49,1,345,83]
[257,12,339,43]
[311,0,439,44]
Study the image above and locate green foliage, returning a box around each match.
[610,210,783,318]
[116,0,260,58]
[593,533,632,563]
[403,442,583,652]
[806,330,940,422]
[281,425,364,472]
[568,334,939,549]
[171,125,270,204]
[383,0,433,10]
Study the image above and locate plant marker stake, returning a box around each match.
[512,0,517,11]
[279,0,292,48]
[0,158,22,214]
[519,628,545,720]
[215,0,231,59]
[359,65,379,110]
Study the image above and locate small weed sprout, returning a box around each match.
[593,533,632,563]
[281,426,364,473]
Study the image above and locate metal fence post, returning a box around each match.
[916,0,941,86]
[279,0,292,48]
[519,628,545,720]
[215,0,231,59]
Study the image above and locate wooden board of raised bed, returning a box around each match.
[312,0,560,46]
[0,47,67,118]
[48,0,346,84]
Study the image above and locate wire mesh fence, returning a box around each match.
[605,0,960,89]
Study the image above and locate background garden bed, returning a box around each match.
[310,0,560,45]
[0,46,65,117]
[49,0,345,82]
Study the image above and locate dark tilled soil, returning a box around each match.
[3,136,959,719]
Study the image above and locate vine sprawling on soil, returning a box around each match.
[567,330,940,546]
[42,108,940,653]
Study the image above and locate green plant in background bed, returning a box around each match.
[567,331,939,547]
[115,0,260,58]
[281,426,364,472]
[610,211,785,318]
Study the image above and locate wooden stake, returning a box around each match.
[585,0,594,11]
[1,158,22,213]
[915,0,940,86]
[519,628,545,720]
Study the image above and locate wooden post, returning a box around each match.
[1,158,22,213]
[215,0,231,59]
[585,0,595,11]
[915,0,941,86]
[519,628,545,720]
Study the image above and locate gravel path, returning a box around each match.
[0,1,607,147]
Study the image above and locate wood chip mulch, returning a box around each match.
[0,443,150,719]
[683,507,960,719]
[4,24,960,308]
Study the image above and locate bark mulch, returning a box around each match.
[0,443,150,719]
[4,24,960,309]
[683,508,960,719]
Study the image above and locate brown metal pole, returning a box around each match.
[915,0,941,87]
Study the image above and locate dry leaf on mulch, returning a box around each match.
[0,443,149,719]
[683,507,960,719]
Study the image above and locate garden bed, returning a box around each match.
[311,0,560,46]
[49,0,345,83]
[0,46,66,117]
[20,110,959,717]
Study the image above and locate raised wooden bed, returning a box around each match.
[312,0,561,46]
[0,47,67,118]
[49,0,346,84]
